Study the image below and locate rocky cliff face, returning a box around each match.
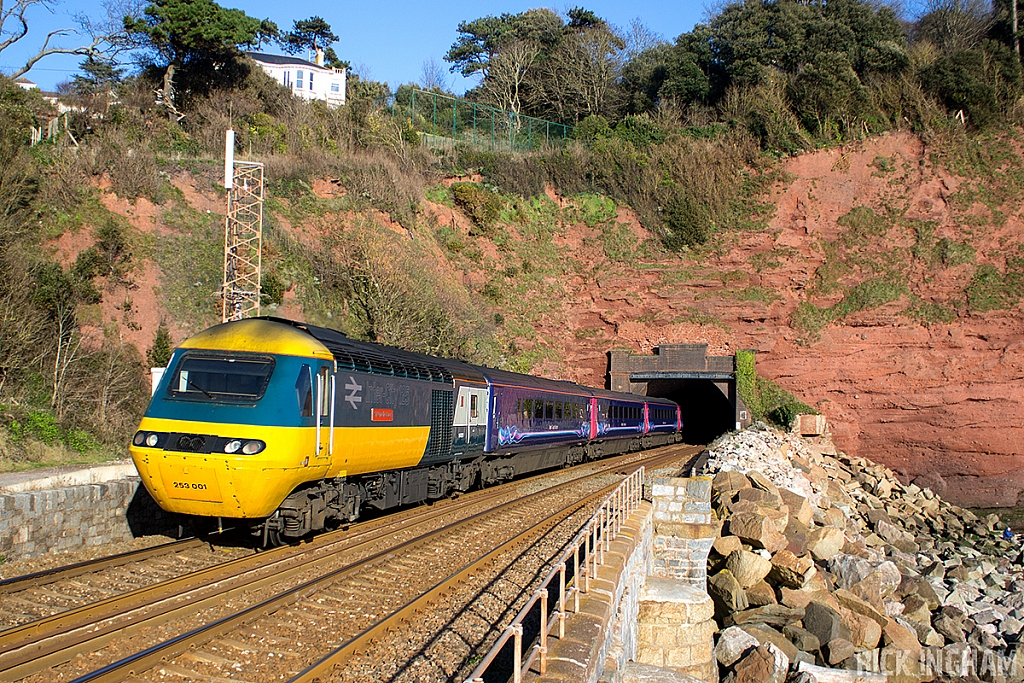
[88,131,1024,507]
[519,132,1024,507]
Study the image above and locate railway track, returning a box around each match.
[0,535,253,631]
[0,443,700,683]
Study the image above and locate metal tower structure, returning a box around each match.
[221,129,264,322]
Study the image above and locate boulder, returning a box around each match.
[783,624,821,653]
[741,624,801,662]
[769,549,816,588]
[745,580,778,607]
[875,519,920,553]
[727,550,773,589]
[807,527,846,561]
[739,487,783,510]
[730,642,788,683]
[933,613,966,643]
[780,489,814,526]
[803,600,852,647]
[716,625,760,667]
[748,470,781,498]
[783,517,811,556]
[844,609,883,649]
[710,569,749,615]
[714,535,744,557]
[828,555,902,604]
[725,605,805,629]
[730,511,788,553]
[833,589,888,628]
[825,637,856,665]
[714,470,751,494]
[882,619,922,659]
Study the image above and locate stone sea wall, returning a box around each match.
[0,478,179,561]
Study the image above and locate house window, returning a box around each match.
[283,70,291,87]
[331,82,340,93]
[296,70,303,90]
[309,72,314,90]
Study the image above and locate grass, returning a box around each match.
[793,275,906,338]
[966,258,1024,312]
[155,204,223,334]
[902,296,956,325]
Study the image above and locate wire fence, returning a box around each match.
[376,88,574,152]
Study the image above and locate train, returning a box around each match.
[129,317,682,544]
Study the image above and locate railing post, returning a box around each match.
[558,562,566,638]
[539,588,549,674]
[513,624,523,683]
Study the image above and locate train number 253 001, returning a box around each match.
[172,481,208,490]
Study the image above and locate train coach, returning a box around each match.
[130,317,682,544]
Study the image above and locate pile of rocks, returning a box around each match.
[697,424,1024,683]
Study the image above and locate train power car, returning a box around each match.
[130,317,682,544]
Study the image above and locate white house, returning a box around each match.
[247,51,346,107]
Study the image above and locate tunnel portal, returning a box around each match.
[608,344,750,445]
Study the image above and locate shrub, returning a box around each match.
[736,350,814,429]
[261,271,286,306]
[450,182,501,236]
[147,322,174,367]
[573,115,612,141]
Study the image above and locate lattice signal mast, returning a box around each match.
[221,129,265,322]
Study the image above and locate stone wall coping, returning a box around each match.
[0,461,138,494]
[640,578,714,606]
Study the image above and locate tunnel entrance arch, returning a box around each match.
[608,344,750,445]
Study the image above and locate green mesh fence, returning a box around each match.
[377,88,573,152]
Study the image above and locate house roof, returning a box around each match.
[246,51,321,69]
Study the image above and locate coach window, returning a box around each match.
[545,401,554,419]
[296,364,313,417]
[523,399,533,421]
[535,399,544,419]
[470,394,478,419]
[554,402,562,419]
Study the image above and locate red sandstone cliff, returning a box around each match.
[85,131,1024,507]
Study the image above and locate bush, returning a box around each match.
[450,182,501,236]
[147,322,174,367]
[735,349,814,429]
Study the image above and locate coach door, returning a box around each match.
[453,386,488,454]
[314,364,334,464]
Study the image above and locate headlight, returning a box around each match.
[224,440,242,454]
[133,431,145,446]
[241,440,265,455]
[145,433,159,447]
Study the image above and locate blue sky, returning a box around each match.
[1,1,707,92]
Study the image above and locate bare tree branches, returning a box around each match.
[0,0,111,78]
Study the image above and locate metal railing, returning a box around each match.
[376,88,573,152]
[465,466,646,683]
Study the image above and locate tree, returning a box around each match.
[147,322,173,367]
[915,0,993,55]
[123,0,260,119]
[245,18,278,51]
[445,9,563,78]
[420,57,449,91]
[0,0,109,79]
[281,16,337,60]
[71,55,123,114]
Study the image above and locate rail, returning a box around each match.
[465,466,646,683]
